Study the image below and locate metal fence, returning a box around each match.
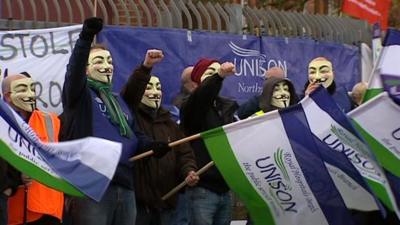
[0,0,371,45]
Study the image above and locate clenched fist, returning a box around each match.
[185,170,200,187]
[143,49,164,68]
[80,17,103,41]
[218,62,235,78]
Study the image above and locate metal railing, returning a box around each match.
[0,0,372,45]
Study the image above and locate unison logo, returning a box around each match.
[255,148,297,213]
[323,125,383,181]
[228,42,287,77]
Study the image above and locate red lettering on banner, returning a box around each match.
[342,0,391,30]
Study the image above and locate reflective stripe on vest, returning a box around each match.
[42,112,55,142]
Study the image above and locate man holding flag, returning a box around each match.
[180,58,237,225]
[2,72,64,225]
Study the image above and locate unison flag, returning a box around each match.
[201,90,358,225]
[349,92,400,213]
[0,100,122,201]
[364,29,400,103]
[302,88,399,215]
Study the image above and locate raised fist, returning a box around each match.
[143,49,164,68]
[218,62,235,78]
[80,17,103,41]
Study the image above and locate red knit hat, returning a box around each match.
[191,58,219,85]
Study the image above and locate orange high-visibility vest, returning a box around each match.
[8,110,64,225]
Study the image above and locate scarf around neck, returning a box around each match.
[87,78,133,138]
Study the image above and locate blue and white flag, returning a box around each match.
[304,88,398,216]
[365,28,400,104]
[349,92,400,215]
[201,91,360,225]
[0,99,122,201]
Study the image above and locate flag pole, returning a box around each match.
[129,133,201,161]
[93,0,98,44]
[93,0,98,17]
[161,161,215,201]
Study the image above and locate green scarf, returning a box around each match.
[87,78,133,138]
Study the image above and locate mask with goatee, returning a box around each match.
[308,58,334,88]
[271,81,291,109]
[10,78,36,112]
[87,49,114,83]
[141,76,162,109]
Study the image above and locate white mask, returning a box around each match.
[10,78,36,112]
[200,62,221,83]
[271,81,290,109]
[308,59,334,88]
[141,76,162,109]
[87,49,114,83]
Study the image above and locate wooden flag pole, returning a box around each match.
[161,161,215,201]
[93,0,98,17]
[129,133,201,161]
[93,0,98,44]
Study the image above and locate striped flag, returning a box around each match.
[349,92,400,214]
[200,88,381,225]
[0,99,122,201]
[364,29,400,103]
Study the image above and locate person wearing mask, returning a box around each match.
[122,74,199,225]
[2,73,63,225]
[180,58,238,225]
[60,17,169,225]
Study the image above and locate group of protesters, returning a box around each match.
[1,16,388,225]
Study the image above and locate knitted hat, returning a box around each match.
[191,58,219,85]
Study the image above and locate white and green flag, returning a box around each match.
[0,99,122,201]
[349,92,400,214]
[364,29,400,103]
[200,88,380,225]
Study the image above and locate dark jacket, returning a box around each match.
[181,75,238,194]
[237,77,299,119]
[59,38,152,190]
[132,103,197,209]
[0,159,20,196]
[236,95,259,119]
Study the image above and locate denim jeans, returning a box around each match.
[135,204,174,225]
[68,185,136,225]
[171,191,191,225]
[188,187,232,225]
[0,194,7,225]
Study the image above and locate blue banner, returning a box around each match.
[98,26,360,107]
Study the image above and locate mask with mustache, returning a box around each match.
[141,76,162,109]
[87,49,114,83]
[308,58,334,88]
[10,77,36,112]
[271,81,291,109]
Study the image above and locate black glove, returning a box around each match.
[151,141,171,158]
[80,17,103,41]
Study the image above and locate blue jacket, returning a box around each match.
[60,38,151,190]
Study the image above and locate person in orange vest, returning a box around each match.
[1,73,64,225]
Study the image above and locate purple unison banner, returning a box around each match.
[98,26,360,107]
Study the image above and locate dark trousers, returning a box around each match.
[67,185,136,225]
[27,215,61,225]
[0,194,7,225]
